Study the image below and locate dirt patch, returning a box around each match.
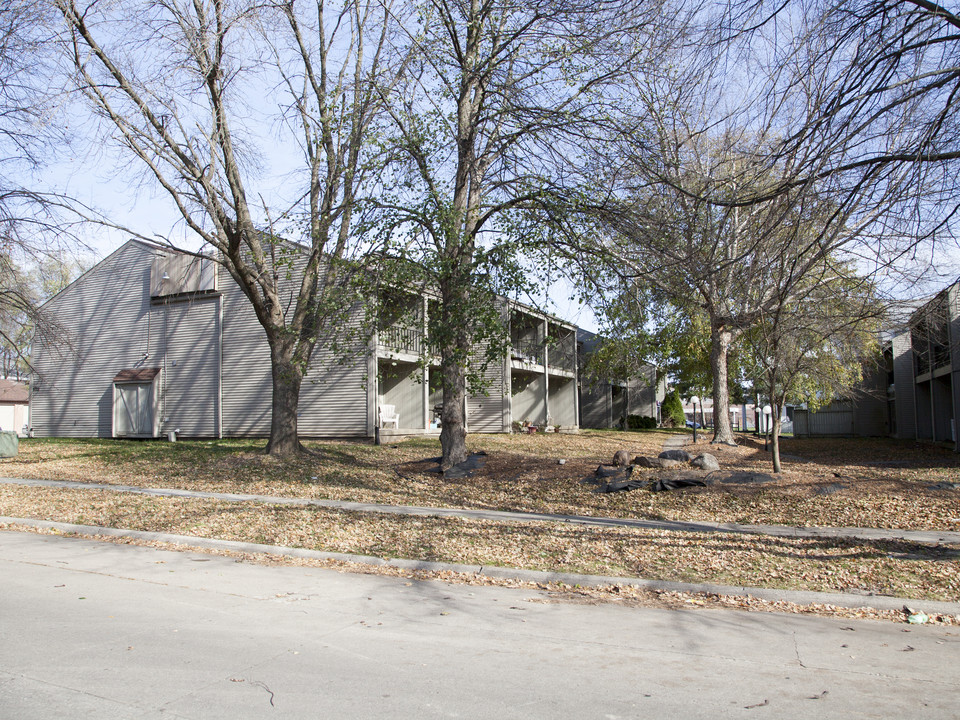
[397,452,600,485]
[386,433,960,531]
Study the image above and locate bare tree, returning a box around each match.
[0,251,85,380]
[0,1,85,378]
[581,104,893,444]
[54,0,400,455]
[374,0,676,468]
[716,0,960,259]
[743,261,883,472]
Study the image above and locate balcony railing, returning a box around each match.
[549,347,576,372]
[380,325,423,355]
[512,338,544,364]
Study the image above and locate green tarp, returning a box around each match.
[0,431,18,458]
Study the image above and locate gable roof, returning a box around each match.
[113,368,161,383]
[0,379,28,404]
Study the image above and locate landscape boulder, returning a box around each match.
[690,453,720,472]
[613,449,632,467]
[658,449,692,462]
[585,464,642,492]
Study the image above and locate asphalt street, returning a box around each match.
[1,530,958,719]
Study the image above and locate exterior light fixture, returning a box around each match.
[762,404,772,451]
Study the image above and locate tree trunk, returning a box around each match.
[439,355,468,471]
[438,276,471,471]
[710,321,737,445]
[264,341,304,456]
[771,406,782,473]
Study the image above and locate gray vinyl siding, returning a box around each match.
[579,381,613,428]
[32,239,370,439]
[547,376,577,427]
[31,241,222,439]
[31,242,160,437]
[793,402,855,436]
[792,363,888,438]
[950,285,960,449]
[218,256,369,438]
[510,371,546,426]
[467,341,508,433]
[156,298,220,437]
[892,332,916,439]
[627,369,660,418]
[851,364,889,437]
[297,308,369,437]
[219,280,274,436]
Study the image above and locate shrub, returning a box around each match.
[627,414,657,430]
[661,389,686,428]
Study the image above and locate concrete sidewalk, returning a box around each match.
[3,531,959,720]
[3,476,959,546]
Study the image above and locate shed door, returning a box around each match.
[115,383,154,436]
[0,405,13,433]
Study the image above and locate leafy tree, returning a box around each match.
[586,120,882,446]
[376,0,669,469]
[742,264,883,472]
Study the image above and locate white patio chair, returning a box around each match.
[379,404,400,429]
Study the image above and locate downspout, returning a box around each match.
[162,301,168,436]
[423,296,429,431]
[371,327,380,442]
[503,343,511,431]
[572,331,579,429]
[911,329,921,441]
[218,290,224,439]
[949,287,959,451]
[27,325,35,437]
[542,318,549,426]
[929,328,937,441]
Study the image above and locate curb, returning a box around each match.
[4,516,959,617]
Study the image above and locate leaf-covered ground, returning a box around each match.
[0,431,958,614]
[3,431,958,531]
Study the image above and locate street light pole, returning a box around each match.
[690,395,699,444]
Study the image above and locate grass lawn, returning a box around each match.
[1,430,958,611]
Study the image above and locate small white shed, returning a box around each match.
[0,379,29,436]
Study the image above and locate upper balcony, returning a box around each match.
[378,292,425,360]
[511,337,544,365]
[379,324,424,356]
[509,310,577,376]
[510,309,545,370]
[546,323,577,375]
